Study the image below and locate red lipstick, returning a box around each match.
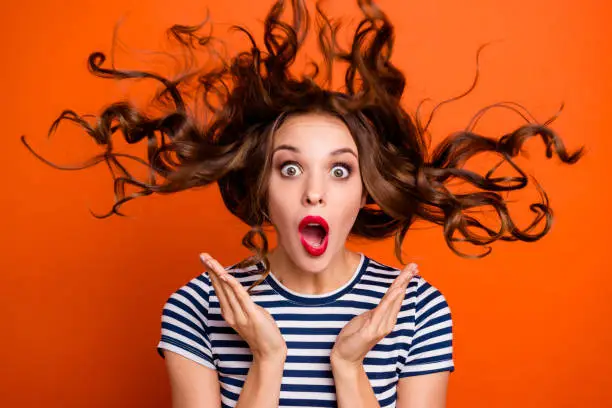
[298,215,329,256]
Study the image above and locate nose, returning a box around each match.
[303,192,324,206]
[302,175,326,207]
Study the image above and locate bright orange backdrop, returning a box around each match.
[2,0,611,407]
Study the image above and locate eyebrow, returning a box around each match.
[272,144,358,158]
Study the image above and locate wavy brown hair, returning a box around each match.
[21,0,583,291]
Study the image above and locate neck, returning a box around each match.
[267,247,361,295]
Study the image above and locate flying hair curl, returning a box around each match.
[21,0,583,292]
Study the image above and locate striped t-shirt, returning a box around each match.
[157,253,454,407]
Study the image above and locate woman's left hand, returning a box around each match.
[330,263,419,368]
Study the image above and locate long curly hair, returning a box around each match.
[21,0,583,291]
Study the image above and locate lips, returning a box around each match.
[298,215,329,256]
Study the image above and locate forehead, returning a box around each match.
[273,113,357,151]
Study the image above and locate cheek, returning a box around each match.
[266,179,296,224]
[267,194,284,219]
[331,180,364,222]
[343,177,364,204]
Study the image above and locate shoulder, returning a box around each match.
[364,256,450,308]
[162,272,212,317]
[223,259,268,289]
[157,258,266,359]
[162,258,266,309]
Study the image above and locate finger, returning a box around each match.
[380,265,420,328]
[201,254,235,306]
[373,286,405,321]
[381,263,418,301]
[374,264,419,320]
[201,254,247,324]
[201,254,234,319]
[389,263,419,307]
[394,263,418,286]
[219,272,258,317]
[369,287,408,338]
[204,260,234,321]
[219,278,248,325]
[384,287,409,326]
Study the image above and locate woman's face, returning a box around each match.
[267,112,366,273]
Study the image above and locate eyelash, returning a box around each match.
[279,161,353,178]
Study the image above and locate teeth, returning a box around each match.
[307,223,326,231]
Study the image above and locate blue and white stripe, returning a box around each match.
[157,253,454,407]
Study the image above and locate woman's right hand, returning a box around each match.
[200,253,287,361]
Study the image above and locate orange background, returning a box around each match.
[2,0,611,407]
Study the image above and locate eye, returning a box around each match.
[331,162,352,179]
[280,161,303,177]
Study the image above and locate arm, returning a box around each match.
[330,358,379,408]
[396,371,450,408]
[159,252,288,408]
[395,276,454,407]
[235,354,286,408]
[329,358,451,408]
[164,351,221,408]
[330,264,420,408]
[164,350,286,408]
[203,253,288,408]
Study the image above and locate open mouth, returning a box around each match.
[301,224,327,246]
[298,215,329,256]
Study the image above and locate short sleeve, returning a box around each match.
[156,273,217,371]
[399,277,454,377]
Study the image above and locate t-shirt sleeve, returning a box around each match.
[156,273,217,371]
[399,277,454,377]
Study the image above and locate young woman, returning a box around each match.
[158,110,450,408]
[21,0,582,407]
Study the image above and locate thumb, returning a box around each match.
[401,263,419,284]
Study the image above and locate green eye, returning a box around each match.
[280,162,302,177]
[331,163,352,178]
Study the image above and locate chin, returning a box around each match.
[290,244,338,273]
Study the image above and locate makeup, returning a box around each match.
[298,215,329,256]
